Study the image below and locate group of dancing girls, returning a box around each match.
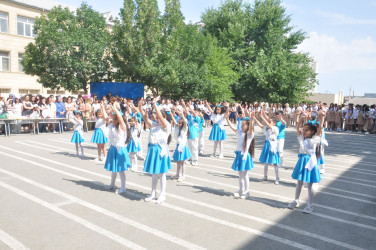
[68,97,328,213]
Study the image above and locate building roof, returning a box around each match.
[6,0,76,11]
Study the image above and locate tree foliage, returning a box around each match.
[22,3,111,94]
[202,0,317,103]
[112,0,237,102]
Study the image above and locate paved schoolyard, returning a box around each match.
[0,126,375,250]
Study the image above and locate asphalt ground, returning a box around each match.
[0,125,375,250]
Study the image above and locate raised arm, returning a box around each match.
[187,101,198,117]
[180,99,189,116]
[317,110,326,137]
[112,102,126,131]
[138,98,152,128]
[259,110,273,129]
[204,100,213,114]
[224,102,230,119]
[226,117,237,132]
[153,96,168,128]
[253,115,264,128]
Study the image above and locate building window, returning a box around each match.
[18,53,24,72]
[0,12,8,33]
[17,16,37,37]
[19,89,40,95]
[0,51,10,71]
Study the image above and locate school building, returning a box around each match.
[0,0,114,97]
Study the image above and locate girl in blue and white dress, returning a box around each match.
[287,110,326,214]
[171,109,192,182]
[69,111,85,159]
[139,96,172,204]
[253,110,281,184]
[205,100,229,158]
[90,104,108,162]
[226,115,255,199]
[126,116,141,172]
[181,100,200,165]
[102,103,131,195]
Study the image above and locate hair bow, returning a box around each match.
[244,117,250,121]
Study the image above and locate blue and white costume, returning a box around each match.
[291,134,322,183]
[143,122,172,174]
[259,126,280,164]
[127,124,142,153]
[231,130,254,171]
[91,118,108,144]
[172,126,192,162]
[71,119,84,143]
[209,114,227,141]
[187,114,200,163]
[104,123,131,172]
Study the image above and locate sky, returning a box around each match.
[58,0,376,96]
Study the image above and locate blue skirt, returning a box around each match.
[127,138,141,153]
[231,151,254,171]
[71,131,84,143]
[104,145,131,172]
[209,123,227,141]
[173,144,192,162]
[292,154,321,183]
[143,144,171,174]
[317,154,325,166]
[259,140,280,164]
[204,114,211,120]
[90,128,108,144]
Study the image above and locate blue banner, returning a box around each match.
[90,82,144,100]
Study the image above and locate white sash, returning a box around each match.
[190,115,199,129]
[152,125,170,158]
[304,149,317,172]
[266,129,278,154]
[213,114,225,130]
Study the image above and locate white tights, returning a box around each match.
[150,173,166,198]
[129,152,138,170]
[75,143,84,156]
[213,141,223,156]
[295,180,314,206]
[238,171,250,195]
[176,161,186,177]
[263,164,279,181]
[110,171,126,189]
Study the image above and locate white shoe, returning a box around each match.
[192,160,198,166]
[233,192,240,198]
[80,155,85,159]
[115,188,126,195]
[260,176,267,182]
[156,195,166,204]
[320,168,325,174]
[240,193,249,199]
[218,154,224,159]
[104,185,115,191]
[210,154,215,158]
[199,152,204,156]
[303,205,313,214]
[144,194,156,202]
[100,158,105,162]
[287,200,299,209]
[274,179,280,185]
[94,157,100,162]
[177,176,185,182]
[365,132,369,135]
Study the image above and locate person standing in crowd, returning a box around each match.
[55,96,66,132]
[275,111,287,169]
[226,114,255,199]
[253,110,281,185]
[205,100,229,159]
[182,100,200,166]
[288,110,325,214]
[102,102,131,195]
[69,111,85,159]
[90,104,108,162]
[139,97,172,204]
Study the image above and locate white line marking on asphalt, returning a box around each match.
[0,228,29,250]
[0,145,373,250]
[0,181,146,250]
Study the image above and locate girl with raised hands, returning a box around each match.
[226,113,255,199]
[126,113,142,172]
[253,110,281,184]
[90,103,108,162]
[139,97,172,204]
[205,100,229,158]
[287,110,326,214]
[69,111,85,159]
[171,108,192,182]
[181,99,200,165]
[102,102,131,195]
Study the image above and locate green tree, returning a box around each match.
[22,3,111,94]
[112,0,163,94]
[202,0,316,103]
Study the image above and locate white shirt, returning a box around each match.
[149,122,171,145]
[235,130,254,153]
[95,118,107,130]
[298,134,321,155]
[108,123,127,149]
